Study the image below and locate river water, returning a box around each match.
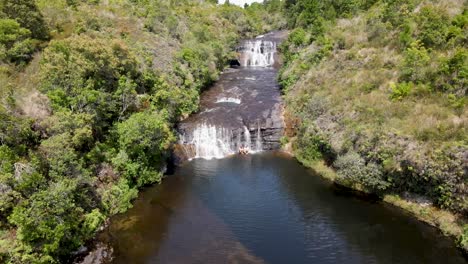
[91,33,466,263]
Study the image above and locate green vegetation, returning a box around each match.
[279,0,467,252]
[0,0,283,262]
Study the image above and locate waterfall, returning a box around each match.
[239,40,277,67]
[190,123,234,159]
[255,122,262,152]
[174,32,286,162]
[243,126,251,150]
[179,122,267,160]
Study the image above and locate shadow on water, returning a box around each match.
[100,153,465,264]
[99,161,265,264]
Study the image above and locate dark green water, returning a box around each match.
[99,152,465,264]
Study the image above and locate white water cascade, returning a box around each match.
[243,126,251,150]
[255,122,262,151]
[189,123,233,159]
[175,32,286,162]
[181,123,264,160]
[239,40,277,67]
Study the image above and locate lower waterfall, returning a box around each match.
[180,123,264,160]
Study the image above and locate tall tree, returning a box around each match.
[1,0,49,40]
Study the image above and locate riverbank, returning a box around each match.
[277,0,467,257]
[283,129,466,255]
[284,145,467,256]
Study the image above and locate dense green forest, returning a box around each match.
[278,0,467,252]
[0,0,284,262]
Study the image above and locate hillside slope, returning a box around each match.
[279,0,467,251]
[0,0,284,262]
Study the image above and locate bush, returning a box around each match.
[389,81,413,101]
[294,128,334,165]
[39,36,145,132]
[416,6,450,48]
[460,225,468,250]
[288,27,307,46]
[9,180,88,262]
[434,48,467,94]
[334,151,390,192]
[400,40,430,83]
[113,111,175,187]
[1,0,49,40]
[100,178,138,215]
[0,18,35,63]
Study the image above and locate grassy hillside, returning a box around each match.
[279,0,467,251]
[0,0,284,262]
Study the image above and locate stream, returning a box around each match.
[88,32,466,264]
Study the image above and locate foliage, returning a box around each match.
[113,111,175,187]
[9,180,89,262]
[288,28,307,47]
[334,151,390,192]
[416,6,450,48]
[400,40,430,83]
[0,0,281,262]
[389,82,412,101]
[39,35,142,131]
[0,0,49,64]
[294,127,334,165]
[281,0,467,220]
[100,178,137,215]
[0,0,49,40]
[460,225,468,250]
[434,48,467,95]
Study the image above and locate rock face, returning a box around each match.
[173,32,287,163]
[73,243,113,264]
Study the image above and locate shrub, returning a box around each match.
[434,48,467,94]
[389,81,413,101]
[39,36,145,132]
[288,27,307,47]
[278,73,298,92]
[334,151,390,192]
[400,40,430,83]
[306,36,334,65]
[460,225,468,250]
[9,180,88,262]
[294,129,334,165]
[100,178,138,215]
[1,0,49,40]
[0,18,35,63]
[416,6,450,48]
[113,111,175,187]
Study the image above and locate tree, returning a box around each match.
[0,18,35,63]
[39,36,142,133]
[113,111,175,187]
[1,0,49,40]
[9,180,88,263]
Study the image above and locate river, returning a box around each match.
[88,32,466,264]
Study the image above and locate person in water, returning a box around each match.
[239,145,249,155]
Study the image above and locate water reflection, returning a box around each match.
[100,153,465,264]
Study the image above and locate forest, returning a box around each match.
[0,0,466,263]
